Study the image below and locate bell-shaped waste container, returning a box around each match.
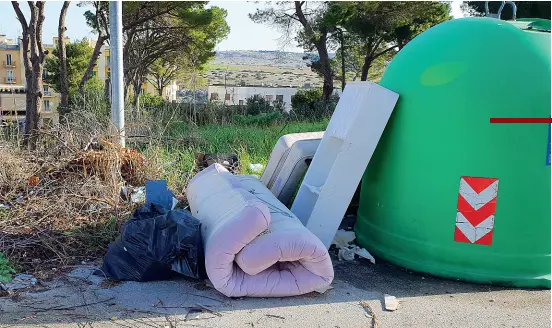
[355,17,551,288]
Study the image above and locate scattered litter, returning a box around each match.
[88,202,111,211]
[354,247,376,264]
[332,229,356,247]
[1,274,37,291]
[338,247,356,261]
[130,186,146,204]
[15,196,23,203]
[120,186,130,201]
[314,285,334,294]
[196,153,240,174]
[98,183,205,282]
[383,294,399,311]
[28,175,39,187]
[332,230,376,264]
[0,204,10,210]
[360,300,379,328]
[248,163,264,173]
[145,180,178,210]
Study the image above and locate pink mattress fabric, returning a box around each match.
[186,164,334,297]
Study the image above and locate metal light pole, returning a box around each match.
[109,1,125,147]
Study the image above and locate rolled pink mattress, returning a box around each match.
[186,164,334,297]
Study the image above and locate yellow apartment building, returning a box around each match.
[0,35,178,126]
[0,34,58,125]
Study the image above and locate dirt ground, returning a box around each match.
[0,258,549,328]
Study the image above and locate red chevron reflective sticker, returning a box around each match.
[454,176,499,246]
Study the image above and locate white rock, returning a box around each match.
[384,294,399,311]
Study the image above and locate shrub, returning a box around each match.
[0,252,15,282]
[245,94,282,115]
[291,88,339,120]
[140,93,165,108]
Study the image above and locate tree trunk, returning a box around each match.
[360,55,373,82]
[124,78,131,102]
[57,1,70,115]
[79,34,108,95]
[104,78,111,101]
[12,1,47,150]
[316,39,334,101]
[294,1,333,100]
[339,32,346,91]
[132,79,142,109]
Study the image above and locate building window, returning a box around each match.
[5,54,12,66]
[42,69,48,78]
[276,95,284,103]
[107,55,110,65]
[210,92,219,100]
[43,85,51,96]
[92,71,97,77]
[239,100,244,106]
[225,93,230,101]
[43,100,51,112]
[265,95,273,101]
[6,70,14,83]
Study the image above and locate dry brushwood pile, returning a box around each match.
[0,113,161,273]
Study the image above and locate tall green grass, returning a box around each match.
[150,120,328,191]
[172,120,328,163]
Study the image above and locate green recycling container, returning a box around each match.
[355,17,551,288]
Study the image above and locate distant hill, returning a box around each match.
[200,50,336,88]
[213,50,336,69]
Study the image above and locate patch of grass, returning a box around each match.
[170,120,328,169]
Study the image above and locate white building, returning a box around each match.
[208,85,299,112]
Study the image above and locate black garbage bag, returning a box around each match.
[98,203,206,282]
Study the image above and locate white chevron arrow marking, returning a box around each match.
[456,212,494,243]
[459,178,498,210]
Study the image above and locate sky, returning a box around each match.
[0,1,465,52]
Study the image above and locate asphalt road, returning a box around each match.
[1,257,549,328]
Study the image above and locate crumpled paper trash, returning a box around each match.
[332,229,376,264]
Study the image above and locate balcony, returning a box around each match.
[4,77,16,84]
[3,61,16,68]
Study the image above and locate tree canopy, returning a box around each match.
[328,1,451,81]
[80,1,229,104]
[44,38,94,94]
[291,1,451,91]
